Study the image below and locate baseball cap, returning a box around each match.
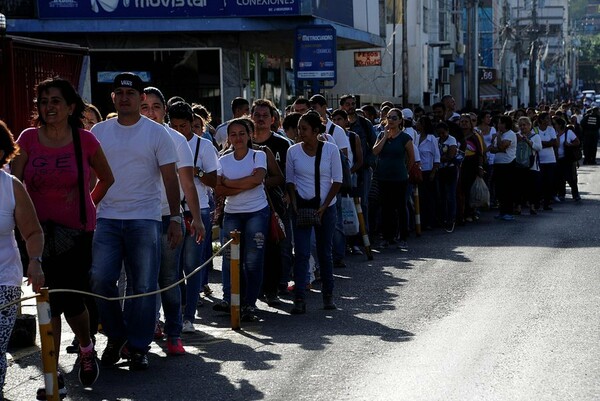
[113,72,144,93]
[401,108,413,120]
[309,94,327,106]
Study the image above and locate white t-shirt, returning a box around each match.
[520,131,543,172]
[214,122,229,147]
[417,134,441,171]
[493,130,517,164]
[218,149,268,214]
[286,141,342,207]
[160,126,193,216]
[404,126,418,142]
[325,120,350,151]
[187,135,220,210]
[536,125,558,164]
[0,171,23,287]
[480,126,497,165]
[556,129,578,159]
[439,135,458,168]
[92,116,178,221]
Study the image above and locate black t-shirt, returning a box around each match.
[253,132,291,177]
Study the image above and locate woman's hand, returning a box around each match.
[26,261,45,293]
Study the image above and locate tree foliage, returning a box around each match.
[579,33,600,89]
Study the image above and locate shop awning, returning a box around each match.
[479,84,502,100]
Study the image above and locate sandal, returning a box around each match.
[36,373,67,400]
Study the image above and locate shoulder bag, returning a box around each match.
[295,141,324,228]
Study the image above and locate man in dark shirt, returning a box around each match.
[250,99,291,304]
[581,107,600,165]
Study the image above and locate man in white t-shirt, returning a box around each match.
[140,87,205,355]
[535,112,558,210]
[90,73,182,371]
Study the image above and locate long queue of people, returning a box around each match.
[1,71,599,400]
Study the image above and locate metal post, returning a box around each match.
[36,288,59,401]
[413,185,421,237]
[529,0,538,106]
[229,231,241,330]
[392,0,396,98]
[402,0,408,106]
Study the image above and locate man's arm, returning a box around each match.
[178,166,205,243]
[160,162,183,249]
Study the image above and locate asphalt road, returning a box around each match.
[5,164,600,401]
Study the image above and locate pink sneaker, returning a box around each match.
[167,337,185,356]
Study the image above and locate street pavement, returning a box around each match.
[4,164,600,401]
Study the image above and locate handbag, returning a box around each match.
[408,163,423,185]
[469,176,490,208]
[295,141,324,228]
[563,134,582,163]
[265,188,286,243]
[341,195,359,236]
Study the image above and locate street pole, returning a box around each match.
[392,0,396,98]
[529,0,538,106]
[402,0,408,106]
[467,0,480,110]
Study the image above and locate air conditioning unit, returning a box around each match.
[441,67,450,83]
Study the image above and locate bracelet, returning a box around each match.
[30,256,43,264]
[170,215,182,224]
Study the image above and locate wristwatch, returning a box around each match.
[195,169,204,178]
[170,216,183,224]
[30,256,43,264]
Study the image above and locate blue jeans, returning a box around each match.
[181,208,212,322]
[91,218,161,352]
[293,205,336,301]
[438,166,458,223]
[221,206,270,307]
[158,216,183,338]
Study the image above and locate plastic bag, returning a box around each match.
[341,195,359,236]
[469,176,490,208]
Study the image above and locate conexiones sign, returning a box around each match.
[37,0,299,18]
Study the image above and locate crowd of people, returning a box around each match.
[1,71,599,399]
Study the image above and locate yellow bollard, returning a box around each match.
[413,185,421,237]
[229,230,241,330]
[353,197,373,261]
[36,288,59,401]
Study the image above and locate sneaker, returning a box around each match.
[264,293,281,307]
[241,306,259,322]
[333,260,347,268]
[323,295,337,310]
[36,372,67,400]
[167,337,185,356]
[574,196,582,202]
[465,216,473,222]
[552,195,561,203]
[100,338,127,367]
[397,241,408,252]
[501,214,515,221]
[530,207,538,215]
[182,320,195,334]
[203,284,213,296]
[78,348,100,386]
[129,351,149,370]
[290,299,306,315]
[444,222,455,233]
[351,246,364,255]
[153,322,164,340]
[212,300,230,313]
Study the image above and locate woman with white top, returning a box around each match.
[552,116,581,202]
[477,111,497,204]
[489,115,517,221]
[535,112,559,210]
[435,122,458,232]
[416,116,440,229]
[287,111,342,314]
[515,117,543,214]
[215,118,269,322]
[0,120,44,399]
